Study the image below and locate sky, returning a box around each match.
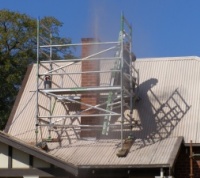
[1,0,200,58]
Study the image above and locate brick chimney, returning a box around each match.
[80,38,100,138]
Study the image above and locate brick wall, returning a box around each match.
[174,145,200,178]
[80,38,100,138]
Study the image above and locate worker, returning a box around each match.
[44,75,51,89]
[123,42,136,90]
[123,42,136,75]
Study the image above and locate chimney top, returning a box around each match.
[81,38,100,43]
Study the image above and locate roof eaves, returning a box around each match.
[0,131,78,176]
[185,142,200,147]
[167,136,183,168]
[78,164,171,169]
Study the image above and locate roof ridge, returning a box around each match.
[136,56,200,62]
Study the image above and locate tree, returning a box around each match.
[0,9,74,129]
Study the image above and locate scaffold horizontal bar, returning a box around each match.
[39,69,120,76]
[40,57,120,63]
[39,86,121,94]
[45,123,134,128]
[44,90,121,116]
[38,113,121,118]
[40,41,119,48]
[43,45,117,75]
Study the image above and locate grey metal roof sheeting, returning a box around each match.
[0,130,182,174]
[135,56,196,144]
[5,56,200,167]
[47,136,182,168]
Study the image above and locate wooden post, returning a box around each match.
[190,140,194,178]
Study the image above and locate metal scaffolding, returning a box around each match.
[35,14,139,148]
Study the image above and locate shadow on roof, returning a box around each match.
[99,78,190,150]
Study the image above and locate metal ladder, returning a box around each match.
[102,44,122,135]
[102,14,134,136]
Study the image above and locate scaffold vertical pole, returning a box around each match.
[35,18,40,145]
[48,32,53,141]
[120,12,124,149]
[129,21,133,128]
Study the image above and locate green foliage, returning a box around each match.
[0,9,74,130]
[39,16,75,60]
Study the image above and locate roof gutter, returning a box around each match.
[78,164,171,169]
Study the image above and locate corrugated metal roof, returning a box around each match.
[6,56,200,167]
[38,136,182,168]
[7,60,116,143]
[135,56,197,144]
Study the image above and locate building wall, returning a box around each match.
[174,145,200,178]
[0,141,50,169]
[33,157,50,168]
[12,148,29,168]
[0,142,8,168]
